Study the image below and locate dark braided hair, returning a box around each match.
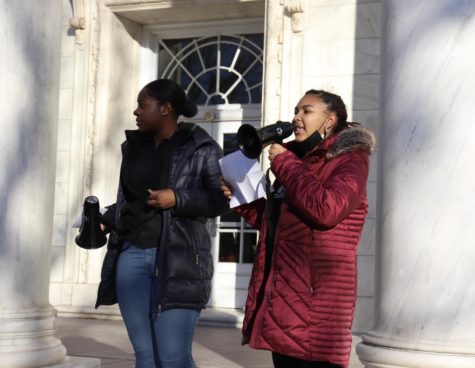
[305,89,355,134]
[145,79,197,118]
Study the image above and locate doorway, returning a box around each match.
[148,20,264,309]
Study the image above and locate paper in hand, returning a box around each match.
[219,150,267,208]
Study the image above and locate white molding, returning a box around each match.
[69,0,86,43]
[140,28,159,86]
[261,0,284,127]
[280,2,307,120]
[188,104,262,123]
[70,0,86,28]
[284,0,308,33]
[284,0,306,13]
[147,18,264,39]
[105,0,261,12]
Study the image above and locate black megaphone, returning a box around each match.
[237,121,293,159]
[75,196,107,250]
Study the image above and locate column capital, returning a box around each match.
[284,0,307,33]
[69,0,86,43]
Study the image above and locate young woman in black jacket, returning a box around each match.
[97,79,228,368]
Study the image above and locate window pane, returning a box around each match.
[187,82,207,105]
[219,232,240,263]
[200,44,218,69]
[220,211,241,224]
[209,95,226,105]
[250,86,262,104]
[223,133,239,155]
[219,70,239,94]
[227,82,250,104]
[243,232,258,263]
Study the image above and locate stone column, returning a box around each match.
[357,1,475,367]
[0,1,98,367]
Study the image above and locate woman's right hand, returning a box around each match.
[220,177,234,200]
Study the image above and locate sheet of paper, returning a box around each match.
[219,150,267,208]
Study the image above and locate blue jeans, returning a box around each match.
[116,242,200,368]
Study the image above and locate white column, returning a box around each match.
[357,1,475,367]
[0,2,98,367]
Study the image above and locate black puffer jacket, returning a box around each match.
[96,122,229,310]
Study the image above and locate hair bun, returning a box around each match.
[145,79,198,118]
[181,98,198,118]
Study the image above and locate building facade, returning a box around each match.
[4,0,475,367]
[50,0,381,331]
[50,0,380,333]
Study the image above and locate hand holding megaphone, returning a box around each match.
[237,121,293,159]
[268,143,288,162]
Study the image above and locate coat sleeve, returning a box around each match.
[234,198,266,230]
[173,142,229,218]
[271,149,369,228]
[100,203,117,233]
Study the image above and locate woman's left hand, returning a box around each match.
[147,189,176,209]
[268,143,287,162]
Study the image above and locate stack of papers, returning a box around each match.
[219,150,267,208]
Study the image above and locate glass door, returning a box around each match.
[206,120,260,309]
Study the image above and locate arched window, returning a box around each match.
[158,34,263,105]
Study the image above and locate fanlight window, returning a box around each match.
[158,34,263,105]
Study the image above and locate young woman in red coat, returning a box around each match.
[222,90,375,368]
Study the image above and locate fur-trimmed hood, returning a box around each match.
[325,125,376,160]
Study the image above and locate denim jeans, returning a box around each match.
[116,242,200,368]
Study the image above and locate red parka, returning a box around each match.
[237,126,375,367]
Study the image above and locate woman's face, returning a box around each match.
[133,88,166,132]
[292,94,334,142]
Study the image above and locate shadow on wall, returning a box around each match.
[51,6,154,293]
[100,14,144,150]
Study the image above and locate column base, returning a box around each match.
[0,308,67,368]
[47,356,101,367]
[357,342,475,368]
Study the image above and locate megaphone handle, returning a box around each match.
[265,168,273,196]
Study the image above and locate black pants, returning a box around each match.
[272,352,342,368]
